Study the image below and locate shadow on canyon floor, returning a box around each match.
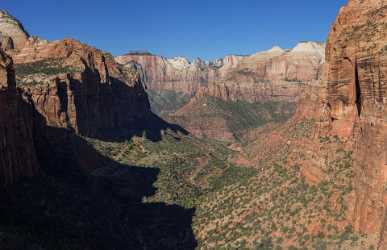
[67,74,189,143]
[0,94,197,250]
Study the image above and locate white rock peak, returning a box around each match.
[167,57,191,69]
[0,9,30,49]
[291,41,325,55]
[267,46,285,53]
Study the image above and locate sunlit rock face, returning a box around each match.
[116,42,325,103]
[116,52,209,95]
[323,0,386,241]
[8,38,151,139]
[206,42,325,102]
[0,9,152,139]
[0,10,29,50]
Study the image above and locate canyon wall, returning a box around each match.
[323,0,386,244]
[10,38,151,139]
[0,50,39,186]
[0,13,154,185]
[116,42,325,102]
[116,53,209,94]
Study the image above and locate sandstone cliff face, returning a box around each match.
[207,42,324,102]
[116,53,209,95]
[0,11,158,183]
[0,50,39,186]
[116,42,325,102]
[0,10,29,50]
[11,39,151,139]
[324,0,386,243]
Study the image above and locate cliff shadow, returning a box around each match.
[0,94,197,250]
[69,72,189,142]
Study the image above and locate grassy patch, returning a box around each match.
[15,59,80,83]
[147,89,191,115]
[206,97,296,139]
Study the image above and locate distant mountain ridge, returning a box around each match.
[116,41,325,103]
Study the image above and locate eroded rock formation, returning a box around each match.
[0,10,29,50]
[10,38,151,139]
[116,53,209,95]
[0,50,39,186]
[0,12,155,185]
[116,42,325,102]
[323,0,386,244]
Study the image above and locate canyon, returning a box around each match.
[116,43,324,141]
[0,10,196,250]
[0,0,386,249]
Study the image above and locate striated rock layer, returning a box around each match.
[323,0,386,245]
[10,38,151,139]
[0,13,155,184]
[116,42,325,102]
[116,53,209,95]
[0,50,39,186]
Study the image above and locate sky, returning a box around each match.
[2,0,347,61]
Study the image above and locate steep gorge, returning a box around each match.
[0,1,385,249]
[0,11,197,250]
[116,43,325,142]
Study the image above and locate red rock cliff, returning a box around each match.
[116,42,325,102]
[11,38,151,139]
[324,0,386,243]
[0,50,39,186]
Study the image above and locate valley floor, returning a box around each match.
[87,106,378,249]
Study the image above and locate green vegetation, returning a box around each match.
[206,97,296,140]
[87,119,368,249]
[191,120,367,249]
[88,132,256,208]
[15,59,80,83]
[8,56,369,248]
[147,89,191,115]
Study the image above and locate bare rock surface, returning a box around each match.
[323,0,386,246]
[0,10,29,50]
[0,50,39,186]
[116,42,325,103]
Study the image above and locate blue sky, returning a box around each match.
[2,0,347,60]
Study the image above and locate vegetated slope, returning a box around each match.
[0,11,198,250]
[194,114,369,249]
[88,131,257,208]
[167,93,296,142]
[86,96,372,249]
[147,89,191,116]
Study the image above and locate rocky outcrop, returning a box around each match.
[323,0,386,244]
[116,52,209,95]
[0,10,29,50]
[207,42,325,102]
[0,48,196,250]
[0,50,39,186]
[0,12,156,184]
[116,42,325,102]
[11,39,151,139]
